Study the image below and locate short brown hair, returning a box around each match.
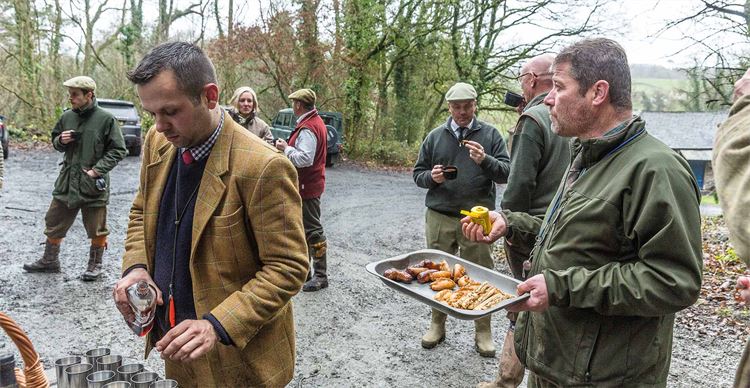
[127,42,217,105]
[554,38,632,111]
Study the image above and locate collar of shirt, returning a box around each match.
[296,109,316,125]
[450,118,475,137]
[180,109,225,162]
[602,116,634,138]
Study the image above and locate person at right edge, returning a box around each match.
[413,82,510,357]
[275,89,329,292]
[479,54,570,388]
[463,38,702,386]
[714,68,750,388]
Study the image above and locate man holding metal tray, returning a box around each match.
[413,81,511,357]
[462,38,702,387]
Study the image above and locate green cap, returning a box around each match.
[63,76,96,92]
[288,88,316,106]
[445,82,477,101]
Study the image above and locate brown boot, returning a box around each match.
[475,316,496,357]
[421,309,447,349]
[477,328,525,388]
[302,241,328,292]
[82,245,105,281]
[23,241,61,273]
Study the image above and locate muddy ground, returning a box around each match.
[0,149,743,387]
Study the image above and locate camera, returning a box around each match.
[503,91,524,108]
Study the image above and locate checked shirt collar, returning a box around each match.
[180,109,225,162]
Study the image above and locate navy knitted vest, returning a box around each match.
[153,153,207,337]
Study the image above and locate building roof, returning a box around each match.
[639,110,728,150]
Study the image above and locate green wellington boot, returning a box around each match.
[421,309,447,349]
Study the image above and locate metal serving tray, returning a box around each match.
[365,248,530,320]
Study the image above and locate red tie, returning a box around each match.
[182,151,194,165]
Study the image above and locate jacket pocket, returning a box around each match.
[574,316,602,383]
[52,163,71,196]
[79,173,101,197]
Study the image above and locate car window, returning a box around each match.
[282,114,291,128]
[100,104,137,119]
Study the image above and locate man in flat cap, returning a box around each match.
[24,75,127,280]
[276,88,330,292]
[413,81,510,356]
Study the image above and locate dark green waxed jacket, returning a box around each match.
[51,99,127,208]
[505,117,703,387]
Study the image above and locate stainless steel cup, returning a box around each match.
[96,355,122,372]
[130,371,159,388]
[103,382,131,388]
[86,370,116,387]
[116,363,144,382]
[55,356,82,388]
[149,380,177,388]
[84,348,110,367]
[64,363,93,388]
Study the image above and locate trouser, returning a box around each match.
[424,208,492,268]
[302,197,326,246]
[44,198,108,239]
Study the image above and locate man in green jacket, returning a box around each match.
[463,38,702,387]
[413,82,510,357]
[23,76,127,281]
[481,54,571,388]
[713,68,750,388]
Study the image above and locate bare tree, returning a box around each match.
[156,0,202,42]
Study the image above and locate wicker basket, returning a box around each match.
[0,312,49,388]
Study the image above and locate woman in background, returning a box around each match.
[228,86,274,144]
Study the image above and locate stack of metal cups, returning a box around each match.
[53,347,178,388]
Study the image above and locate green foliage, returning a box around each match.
[717,247,740,265]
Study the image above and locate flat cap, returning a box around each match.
[445,82,477,101]
[63,76,96,92]
[288,88,316,105]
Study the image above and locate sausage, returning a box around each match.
[429,270,453,282]
[383,268,414,283]
[452,264,466,280]
[417,269,437,284]
[406,266,429,277]
[416,260,442,271]
[430,279,456,291]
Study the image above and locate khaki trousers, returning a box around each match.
[425,208,492,268]
[44,198,108,239]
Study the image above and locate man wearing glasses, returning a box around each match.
[479,54,571,388]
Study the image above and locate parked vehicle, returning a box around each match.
[0,115,8,159]
[98,99,142,156]
[270,108,344,167]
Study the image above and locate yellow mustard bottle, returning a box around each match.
[460,205,492,235]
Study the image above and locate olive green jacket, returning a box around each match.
[713,95,750,387]
[51,99,127,208]
[506,118,703,386]
[502,92,570,217]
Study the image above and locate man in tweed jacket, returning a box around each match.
[113,42,309,387]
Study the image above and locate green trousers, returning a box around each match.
[424,208,492,268]
[44,198,108,239]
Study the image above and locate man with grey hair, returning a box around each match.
[463,38,702,386]
[480,53,570,388]
[413,81,510,357]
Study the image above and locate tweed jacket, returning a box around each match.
[122,115,309,387]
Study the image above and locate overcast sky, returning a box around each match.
[78,0,746,69]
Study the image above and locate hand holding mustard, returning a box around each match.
[461,209,506,244]
[460,206,492,235]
